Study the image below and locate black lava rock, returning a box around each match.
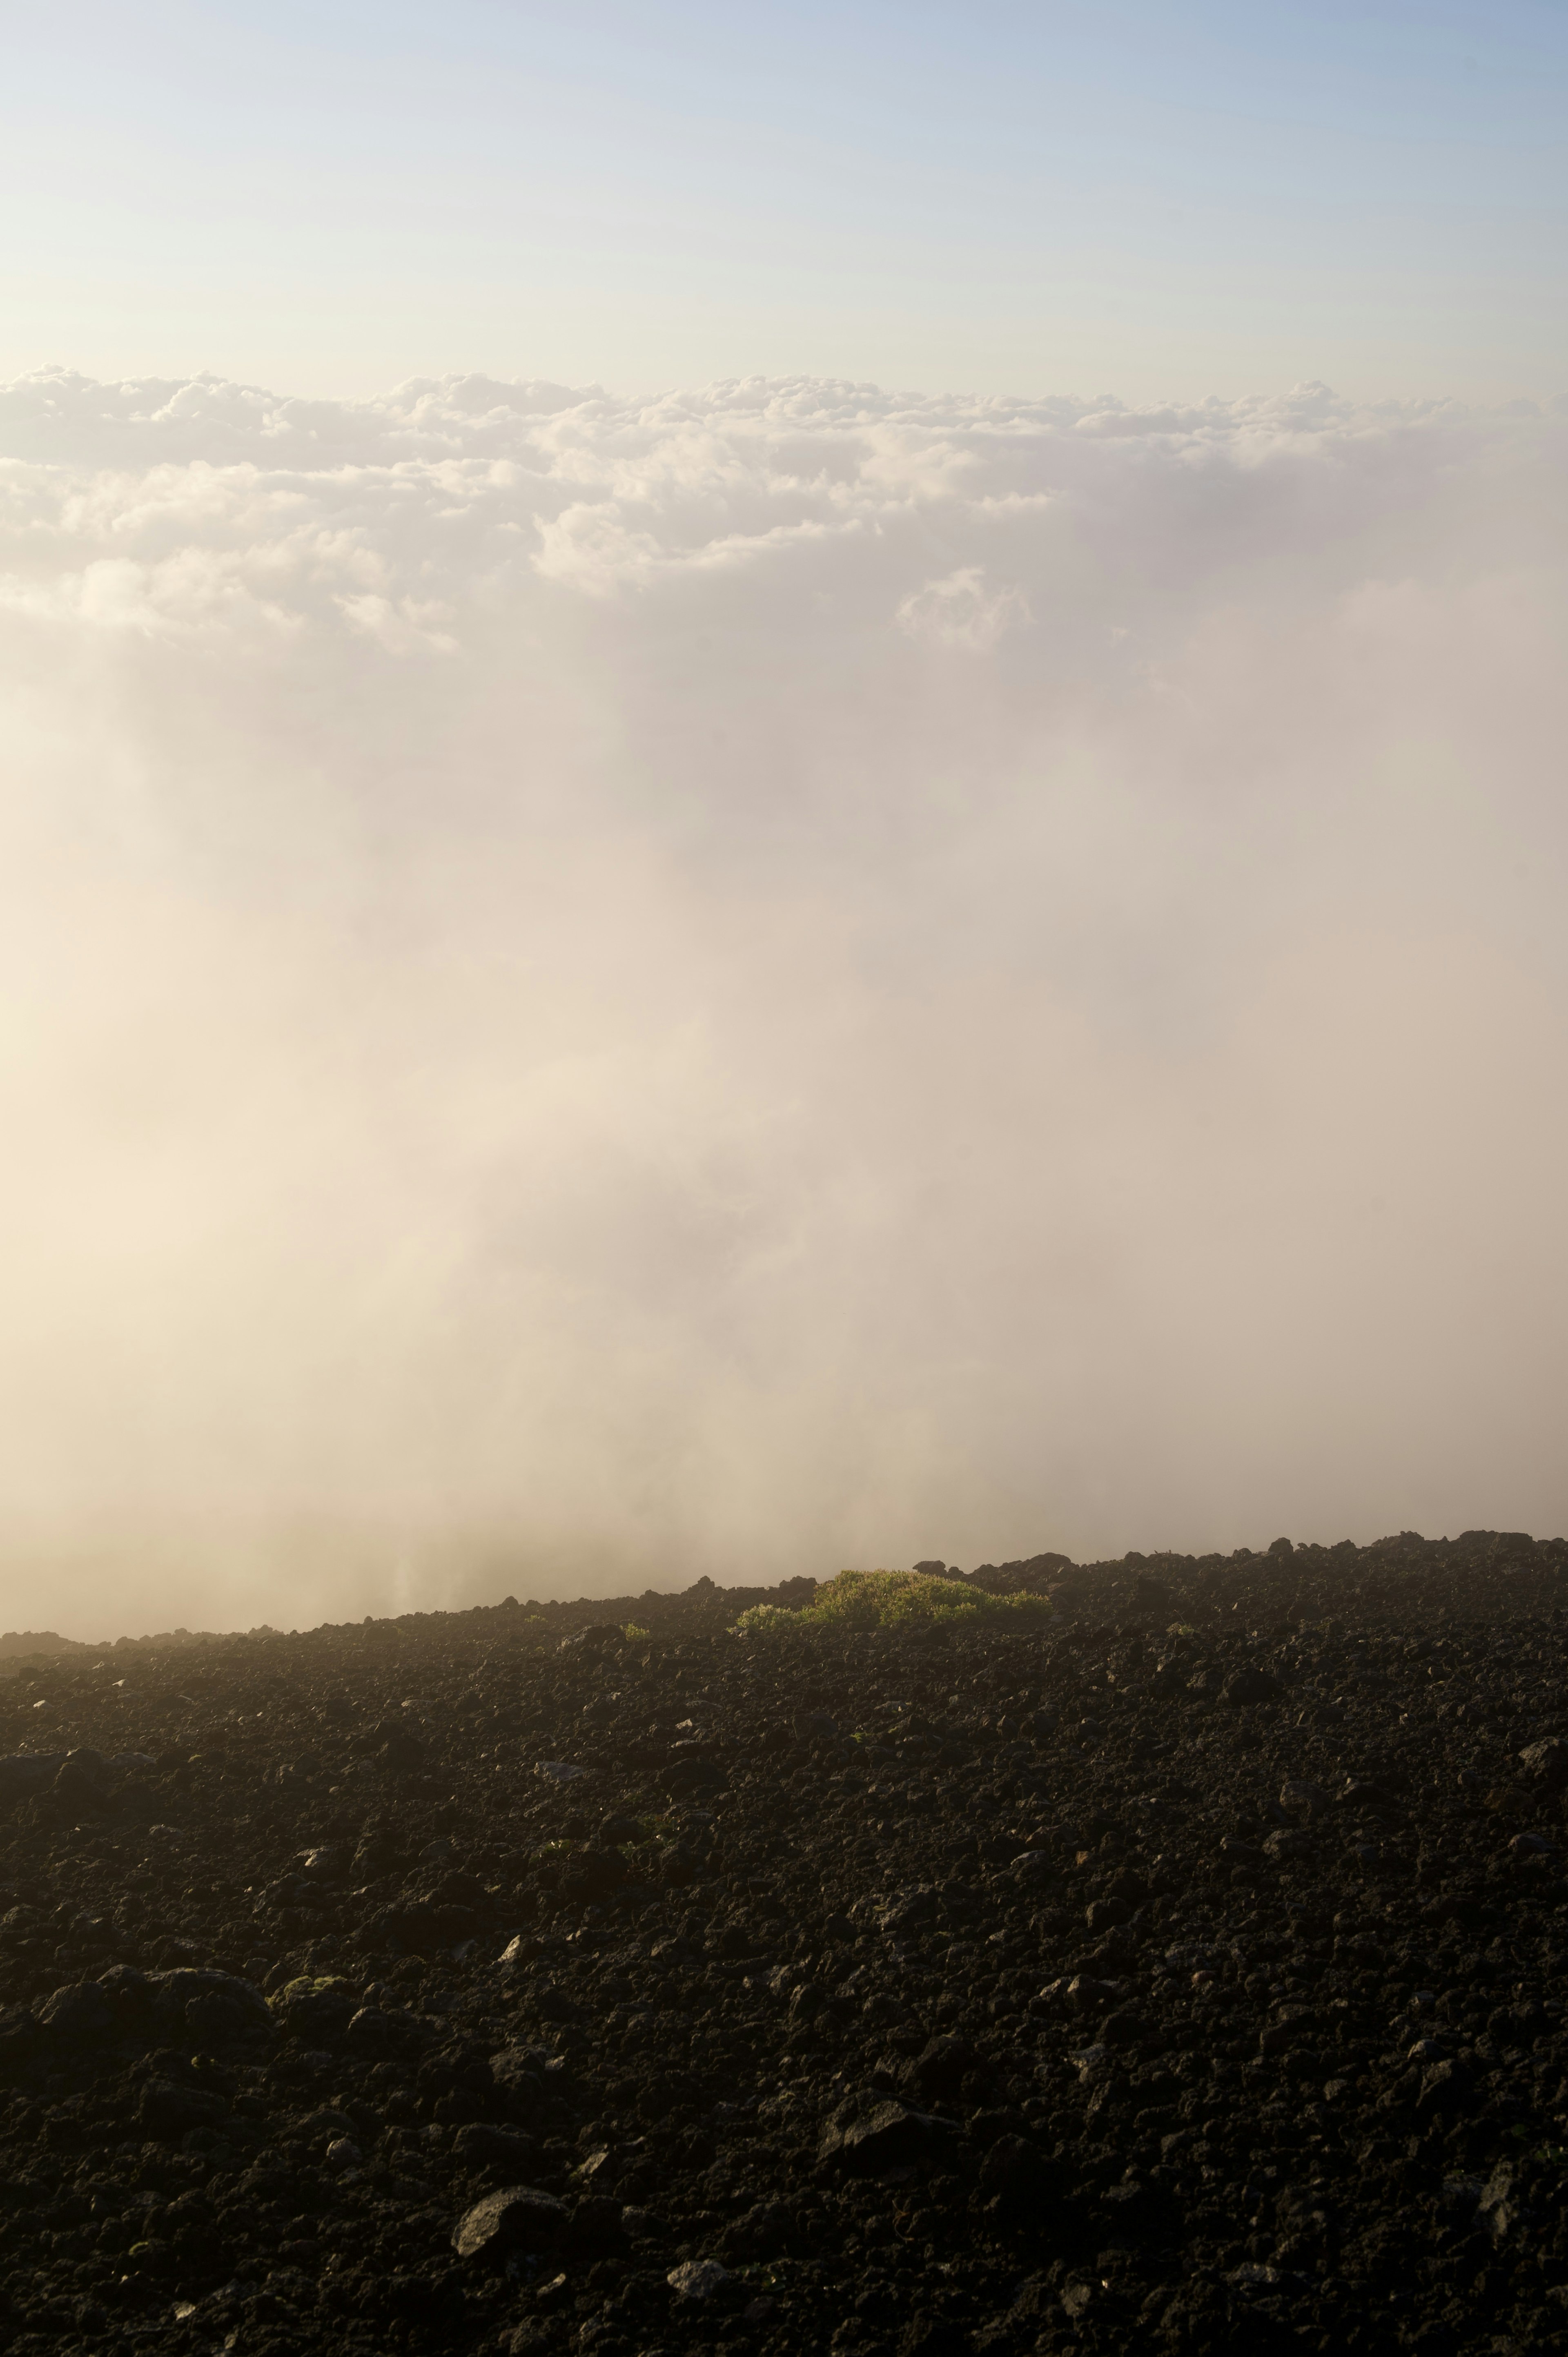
[452,2185,569,2260]
[1,1533,1564,2357]
[819,2099,954,2174]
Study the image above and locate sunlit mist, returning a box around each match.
[1,371,1566,1638]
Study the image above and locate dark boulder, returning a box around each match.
[0,1753,62,1802]
[36,1982,113,2041]
[819,2101,954,2175]
[346,2004,420,2056]
[51,1749,113,1812]
[559,1847,627,1903]
[1518,1739,1568,1788]
[152,1969,271,2044]
[490,2044,550,2115]
[270,1975,356,2042]
[717,2199,797,2263]
[453,2122,539,2171]
[452,2185,568,2261]
[98,1964,154,2023]
[903,2036,978,2105]
[879,1885,939,1936]
[378,1724,428,1773]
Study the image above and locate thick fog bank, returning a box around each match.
[0,370,1565,1639]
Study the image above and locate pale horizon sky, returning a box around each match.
[3,0,1566,404]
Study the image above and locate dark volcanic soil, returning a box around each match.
[4,1529,1568,2357]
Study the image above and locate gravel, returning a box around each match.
[1,1527,1567,2356]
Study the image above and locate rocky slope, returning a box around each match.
[2,1529,1568,2357]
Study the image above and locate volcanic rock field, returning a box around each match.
[4,1531,1568,2357]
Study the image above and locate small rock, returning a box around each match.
[902,2034,977,2104]
[878,1885,939,1936]
[451,2186,569,2261]
[1416,2059,1461,2112]
[1518,1740,1568,1788]
[819,2100,953,2174]
[716,2198,796,2263]
[1478,2161,1519,2242]
[489,2046,550,2107]
[345,2005,407,2055]
[667,2259,730,2301]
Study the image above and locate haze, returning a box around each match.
[1,371,1565,1637]
[0,4,1565,1641]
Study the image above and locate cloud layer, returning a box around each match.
[2,369,1566,1636]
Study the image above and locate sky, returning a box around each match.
[1,1,1565,401]
[0,9,1566,1640]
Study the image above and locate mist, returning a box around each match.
[1,369,1565,1640]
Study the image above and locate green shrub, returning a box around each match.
[267,1973,347,2012]
[733,1567,1051,1634]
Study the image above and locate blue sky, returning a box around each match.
[4,2,1566,400]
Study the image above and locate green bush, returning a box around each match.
[733,1566,1051,1634]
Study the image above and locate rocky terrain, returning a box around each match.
[2,1528,1568,2357]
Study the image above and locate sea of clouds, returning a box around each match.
[1,369,1565,1635]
